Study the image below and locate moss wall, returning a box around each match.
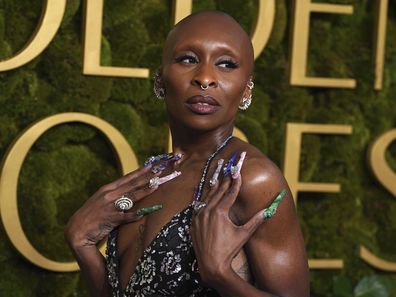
[0,0,395,296]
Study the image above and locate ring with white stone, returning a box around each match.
[192,201,207,213]
[148,176,160,188]
[114,195,134,211]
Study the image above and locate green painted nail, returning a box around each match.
[262,189,287,219]
[136,204,163,216]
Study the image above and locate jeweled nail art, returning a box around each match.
[151,153,183,173]
[136,204,163,216]
[232,151,246,179]
[224,151,238,177]
[144,153,173,167]
[262,189,287,219]
[209,159,224,187]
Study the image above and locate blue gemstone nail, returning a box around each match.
[224,151,238,177]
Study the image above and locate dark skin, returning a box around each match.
[65,11,309,297]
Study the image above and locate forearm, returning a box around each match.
[70,245,112,297]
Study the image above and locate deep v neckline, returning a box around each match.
[114,202,193,294]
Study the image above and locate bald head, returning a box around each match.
[162,11,254,74]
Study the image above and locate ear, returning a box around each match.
[239,76,254,105]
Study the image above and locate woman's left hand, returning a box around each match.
[190,171,265,286]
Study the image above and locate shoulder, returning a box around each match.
[230,138,294,225]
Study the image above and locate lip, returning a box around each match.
[185,95,220,115]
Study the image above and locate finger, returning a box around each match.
[223,151,239,178]
[205,175,232,209]
[112,165,154,188]
[135,204,163,216]
[231,152,246,180]
[118,204,163,224]
[243,189,287,236]
[115,171,161,196]
[208,159,224,188]
[113,170,182,202]
[217,174,242,211]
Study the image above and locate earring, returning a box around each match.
[239,78,254,110]
[239,94,252,110]
[153,70,165,100]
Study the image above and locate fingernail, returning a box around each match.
[209,159,224,187]
[232,152,246,179]
[136,204,163,216]
[262,189,287,219]
[151,153,183,173]
[158,170,181,185]
[224,151,238,177]
[144,153,173,167]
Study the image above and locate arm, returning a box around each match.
[64,166,164,297]
[191,154,309,297]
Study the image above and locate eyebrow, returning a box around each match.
[172,43,241,59]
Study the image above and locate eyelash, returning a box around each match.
[175,55,197,64]
[216,59,239,69]
[175,55,239,69]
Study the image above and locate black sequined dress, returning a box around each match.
[106,203,220,297]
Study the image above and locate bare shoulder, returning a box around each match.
[230,138,294,227]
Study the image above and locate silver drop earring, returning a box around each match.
[239,78,254,110]
[153,70,165,100]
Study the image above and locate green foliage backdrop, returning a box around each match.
[0,0,395,296]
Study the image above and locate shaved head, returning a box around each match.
[162,11,254,74]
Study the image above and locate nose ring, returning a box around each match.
[200,84,209,91]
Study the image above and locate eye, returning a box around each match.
[175,54,198,64]
[216,59,239,69]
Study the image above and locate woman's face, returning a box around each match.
[161,13,254,132]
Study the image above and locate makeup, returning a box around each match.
[262,189,287,219]
[136,204,163,216]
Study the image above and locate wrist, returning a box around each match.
[64,227,93,250]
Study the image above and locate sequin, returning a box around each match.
[106,205,221,296]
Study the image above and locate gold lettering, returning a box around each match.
[368,129,396,196]
[360,246,396,272]
[283,123,353,269]
[359,129,396,271]
[251,0,275,60]
[83,0,149,78]
[0,0,66,72]
[0,113,138,272]
[374,0,388,90]
[290,0,356,88]
[171,0,192,25]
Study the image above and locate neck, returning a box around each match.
[169,121,234,161]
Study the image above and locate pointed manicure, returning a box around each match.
[224,151,238,177]
[262,189,287,219]
[209,159,224,187]
[136,204,163,216]
[232,152,246,179]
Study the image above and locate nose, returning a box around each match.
[192,63,217,89]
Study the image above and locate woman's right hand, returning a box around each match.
[65,165,162,250]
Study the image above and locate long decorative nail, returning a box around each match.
[209,159,224,187]
[149,170,181,188]
[231,152,246,179]
[151,153,183,173]
[224,151,238,177]
[144,153,173,167]
[262,189,287,219]
[136,204,163,216]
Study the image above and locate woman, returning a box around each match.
[65,11,309,297]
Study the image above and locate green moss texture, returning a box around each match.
[0,0,396,296]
